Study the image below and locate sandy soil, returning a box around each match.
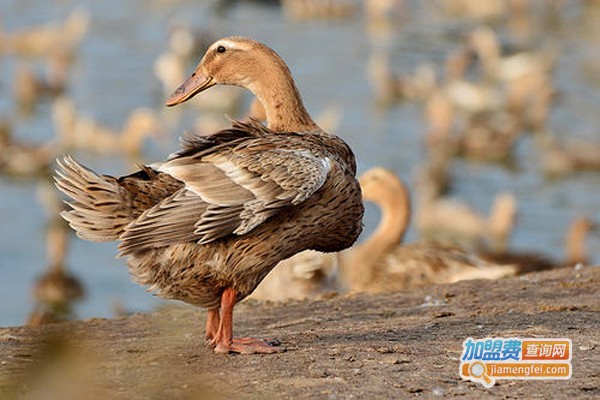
[0,266,598,399]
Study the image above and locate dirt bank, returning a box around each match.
[0,266,598,399]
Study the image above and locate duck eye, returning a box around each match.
[216,45,226,54]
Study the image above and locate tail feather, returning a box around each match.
[54,156,132,242]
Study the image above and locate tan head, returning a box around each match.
[166,36,291,106]
[166,36,317,132]
[358,167,412,243]
[359,167,410,206]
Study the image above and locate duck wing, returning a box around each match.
[118,121,331,255]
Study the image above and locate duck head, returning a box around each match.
[165,36,318,132]
[359,167,409,206]
[165,36,290,107]
[359,167,412,241]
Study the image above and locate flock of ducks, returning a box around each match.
[0,2,597,352]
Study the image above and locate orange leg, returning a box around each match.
[205,308,220,344]
[212,287,283,354]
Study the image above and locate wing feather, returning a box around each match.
[118,124,331,255]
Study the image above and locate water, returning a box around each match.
[1,0,599,327]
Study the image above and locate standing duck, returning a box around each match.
[338,167,517,293]
[55,37,364,354]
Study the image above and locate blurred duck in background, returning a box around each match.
[13,50,71,113]
[166,21,213,62]
[421,24,557,166]
[435,0,536,23]
[250,250,338,301]
[452,111,521,163]
[468,26,555,85]
[0,9,90,57]
[27,183,85,326]
[52,97,164,158]
[424,90,520,163]
[481,217,598,272]
[414,168,517,253]
[251,168,598,301]
[0,119,58,178]
[281,0,358,20]
[338,167,519,293]
[468,26,556,132]
[365,0,405,26]
[535,130,600,177]
[367,48,436,105]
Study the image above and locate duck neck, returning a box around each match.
[340,183,411,289]
[487,193,516,252]
[47,223,67,274]
[565,220,590,265]
[362,193,411,257]
[249,68,320,133]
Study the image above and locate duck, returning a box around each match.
[338,167,517,293]
[166,21,213,61]
[52,97,164,157]
[424,89,521,163]
[563,217,597,266]
[535,130,600,177]
[452,111,521,163]
[55,36,364,354]
[250,250,338,301]
[364,0,405,26]
[0,119,58,178]
[464,27,556,132]
[415,186,517,252]
[480,217,598,272]
[412,149,453,200]
[468,26,555,84]
[0,8,90,57]
[504,70,554,132]
[436,0,507,21]
[154,50,187,98]
[13,51,71,113]
[367,49,436,105]
[281,0,358,20]
[27,217,85,326]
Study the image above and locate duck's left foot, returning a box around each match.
[214,337,284,354]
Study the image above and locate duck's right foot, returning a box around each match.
[214,337,285,354]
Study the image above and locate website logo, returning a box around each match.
[460,337,572,388]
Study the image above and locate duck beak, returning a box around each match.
[165,72,216,107]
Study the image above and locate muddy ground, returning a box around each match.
[0,266,598,399]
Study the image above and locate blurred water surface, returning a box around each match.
[1,0,599,326]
